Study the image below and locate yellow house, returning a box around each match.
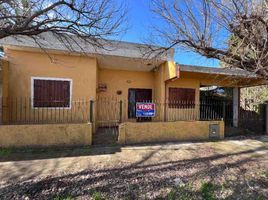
[0,33,267,146]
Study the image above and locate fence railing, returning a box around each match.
[95,98,234,125]
[0,97,266,132]
[0,98,92,125]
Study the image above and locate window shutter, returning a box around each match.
[33,79,71,108]
[168,88,195,108]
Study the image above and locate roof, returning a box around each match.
[179,64,259,78]
[177,64,267,87]
[0,32,174,61]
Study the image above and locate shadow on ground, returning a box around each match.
[0,145,122,162]
[0,135,267,162]
[0,145,267,199]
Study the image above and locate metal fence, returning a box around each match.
[0,98,93,124]
[0,97,266,134]
[95,98,232,125]
[95,97,266,133]
[239,101,266,133]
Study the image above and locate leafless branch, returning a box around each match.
[0,0,127,51]
[150,0,268,79]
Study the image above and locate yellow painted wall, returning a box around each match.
[98,68,155,99]
[164,61,177,81]
[5,48,98,99]
[3,48,98,123]
[0,59,9,123]
[166,78,200,121]
[97,68,155,123]
[2,48,203,127]
[0,123,92,148]
[96,66,202,123]
[118,121,224,145]
[154,64,166,121]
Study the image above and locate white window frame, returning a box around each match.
[31,77,73,109]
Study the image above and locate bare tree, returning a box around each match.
[0,0,126,49]
[150,0,268,78]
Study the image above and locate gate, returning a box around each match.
[93,98,123,145]
[239,100,266,134]
[199,98,266,135]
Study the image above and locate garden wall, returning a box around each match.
[118,121,224,145]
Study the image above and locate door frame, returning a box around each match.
[127,88,153,120]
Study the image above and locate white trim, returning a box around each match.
[31,76,73,109]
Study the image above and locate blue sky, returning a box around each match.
[117,0,220,67]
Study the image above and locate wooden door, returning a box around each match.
[128,89,152,122]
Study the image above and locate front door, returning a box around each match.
[128,88,152,122]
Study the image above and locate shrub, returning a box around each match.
[200,182,216,200]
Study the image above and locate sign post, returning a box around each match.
[136,102,156,117]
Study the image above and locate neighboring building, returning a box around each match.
[0,33,266,146]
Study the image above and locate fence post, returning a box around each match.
[222,101,226,121]
[265,104,268,134]
[89,100,94,123]
[119,100,123,123]
[232,87,240,127]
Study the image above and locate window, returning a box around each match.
[32,77,72,108]
[168,87,195,108]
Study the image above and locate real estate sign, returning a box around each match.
[136,103,156,117]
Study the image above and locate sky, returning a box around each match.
[116,0,220,68]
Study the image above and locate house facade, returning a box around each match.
[0,33,266,147]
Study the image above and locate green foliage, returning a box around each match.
[165,185,195,200]
[167,188,176,200]
[0,148,13,156]
[256,195,265,200]
[92,191,103,200]
[264,171,268,178]
[53,195,74,200]
[200,182,216,200]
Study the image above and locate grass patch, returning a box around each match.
[92,191,103,200]
[109,141,119,147]
[53,194,74,200]
[165,184,195,200]
[200,182,216,200]
[256,196,265,200]
[264,171,268,178]
[0,146,93,160]
[0,148,13,156]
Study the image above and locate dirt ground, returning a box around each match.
[0,136,267,200]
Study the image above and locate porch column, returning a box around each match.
[233,87,240,127]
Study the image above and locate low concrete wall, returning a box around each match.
[118,121,224,145]
[0,123,92,148]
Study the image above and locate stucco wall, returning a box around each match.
[164,61,177,81]
[0,123,92,148]
[118,121,224,145]
[98,68,155,99]
[166,78,200,121]
[0,59,9,123]
[5,48,98,99]
[3,49,203,126]
[97,67,202,123]
[97,68,155,122]
[3,48,98,124]
[153,64,166,121]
